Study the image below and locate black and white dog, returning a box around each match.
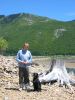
[33,73,41,91]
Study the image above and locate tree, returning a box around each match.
[0,37,8,54]
[39,59,75,93]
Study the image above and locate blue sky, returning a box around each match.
[0,0,75,21]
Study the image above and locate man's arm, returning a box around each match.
[16,51,23,63]
[26,52,32,64]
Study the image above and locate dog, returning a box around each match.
[33,73,41,91]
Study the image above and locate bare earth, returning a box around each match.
[0,56,75,100]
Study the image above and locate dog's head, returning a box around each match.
[33,73,38,79]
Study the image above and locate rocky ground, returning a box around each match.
[0,55,75,100]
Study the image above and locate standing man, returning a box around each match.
[16,42,32,91]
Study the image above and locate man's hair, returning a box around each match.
[24,42,29,46]
[23,42,29,48]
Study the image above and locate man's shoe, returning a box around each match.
[22,84,26,90]
[26,85,32,90]
[19,84,23,91]
[18,88,22,91]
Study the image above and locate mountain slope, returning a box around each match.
[0,13,75,55]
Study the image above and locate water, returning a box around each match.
[67,68,75,75]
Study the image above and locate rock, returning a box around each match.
[0,55,75,100]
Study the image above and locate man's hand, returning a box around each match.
[19,61,29,64]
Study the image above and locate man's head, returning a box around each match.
[23,42,29,50]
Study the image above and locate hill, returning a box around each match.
[0,13,75,55]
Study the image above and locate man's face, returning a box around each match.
[23,44,29,50]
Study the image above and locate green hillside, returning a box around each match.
[0,13,75,55]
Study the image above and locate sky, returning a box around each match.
[0,0,75,21]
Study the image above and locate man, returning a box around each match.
[16,42,32,91]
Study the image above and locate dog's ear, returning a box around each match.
[35,73,38,77]
[33,73,36,77]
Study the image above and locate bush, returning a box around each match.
[0,37,8,54]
